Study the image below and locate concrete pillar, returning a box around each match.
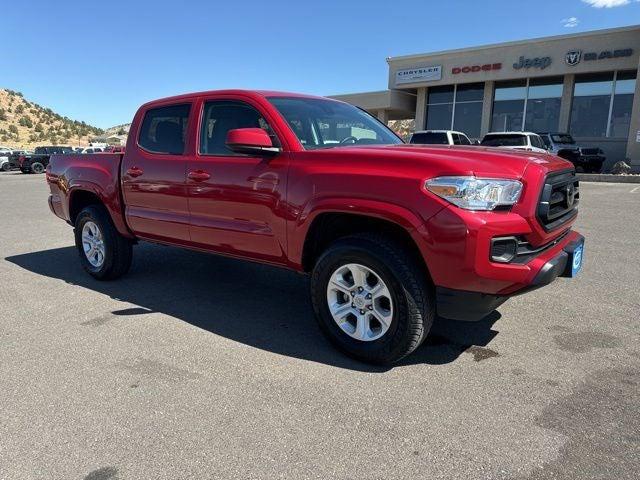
[377,109,389,124]
[480,81,494,137]
[414,88,427,131]
[625,60,640,166]
[558,74,575,133]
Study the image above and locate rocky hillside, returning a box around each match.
[103,123,131,137]
[0,89,103,149]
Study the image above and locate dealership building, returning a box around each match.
[332,25,640,170]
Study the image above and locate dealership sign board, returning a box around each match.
[395,66,442,85]
[565,48,633,66]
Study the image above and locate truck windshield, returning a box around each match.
[268,97,402,149]
[551,134,575,144]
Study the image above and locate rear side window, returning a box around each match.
[530,135,545,149]
[200,100,277,156]
[540,135,551,148]
[481,134,526,147]
[458,134,471,145]
[410,132,449,144]
[138,104,191,155]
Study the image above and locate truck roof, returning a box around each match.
[140,89,334,108]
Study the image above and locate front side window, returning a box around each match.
[268,97,401,149]
[200,100,277,156]
[138,104,191,154]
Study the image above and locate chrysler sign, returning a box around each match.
[395,66,442,85]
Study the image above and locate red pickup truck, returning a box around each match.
[47,90,584,364]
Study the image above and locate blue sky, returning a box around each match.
[2,0,638,128]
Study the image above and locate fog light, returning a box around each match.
[490,237,518,263]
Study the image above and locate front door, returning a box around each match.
[121,103,193,243]
[187,97,289,263]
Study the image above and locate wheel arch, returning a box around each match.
[299,210,433,285]
[67,185,133,239]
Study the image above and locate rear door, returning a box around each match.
[186,95,289,263]
[121,102,194,243]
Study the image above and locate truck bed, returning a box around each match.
[47,153,131,237]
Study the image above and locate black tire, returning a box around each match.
[30,162,45,174]
[74,205,133,280]
[20,168,30,174]
[1,163,10,172]
[310,234,434,365]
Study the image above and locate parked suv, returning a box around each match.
[19,146,74,173]
[480,132,548,153]
[538,133,604,173]
[410,130,473,146]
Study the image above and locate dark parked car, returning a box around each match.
[7,150,29,170]
[538,133,604,173]
[19,146,74,174]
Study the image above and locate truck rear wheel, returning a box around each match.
[30,162,45,174]
[74,205,132,280]
[310,234,434,365]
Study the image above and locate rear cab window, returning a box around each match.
[138,104,191,155]
[410,132,449,144]
[481,134,527,147]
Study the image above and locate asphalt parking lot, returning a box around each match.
[0,171,638,480]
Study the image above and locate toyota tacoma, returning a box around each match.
[47,90,584,364]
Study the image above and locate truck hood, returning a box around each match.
[322,144,573,179]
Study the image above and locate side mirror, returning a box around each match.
[225,128,280,156]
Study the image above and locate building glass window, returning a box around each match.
[491,80,526,132]
[570,71,636,138]
[525,77,563,132]
[426,83,484,139]
[491,77,563,133]
[426,86,454,131]
[609,70,636,138]
[570,73,614,137]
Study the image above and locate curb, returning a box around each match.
[577,174,640,184]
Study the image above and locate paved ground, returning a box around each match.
[0,171,638,480]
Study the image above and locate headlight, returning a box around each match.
[425,176,523,211]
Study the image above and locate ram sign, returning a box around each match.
[395,66,442,85]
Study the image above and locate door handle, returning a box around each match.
[188,170,211,182]
[126,166,144,177]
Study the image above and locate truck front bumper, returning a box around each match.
[435,233,584,321]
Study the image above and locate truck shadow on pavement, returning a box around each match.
[6,243,500,372]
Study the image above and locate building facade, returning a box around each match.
[332,26,640,170]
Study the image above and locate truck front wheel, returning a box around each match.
[310,234,434,365]
[74,205,132,280]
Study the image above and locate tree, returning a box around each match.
[15,104,24,114]
[8,124,19,139]
[0,108,6,121]
[19,116,33,128]
[34,123,43,132]
[117,128,126,135]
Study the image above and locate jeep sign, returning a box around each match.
[395,66,442,85]
[513,56,552,70]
